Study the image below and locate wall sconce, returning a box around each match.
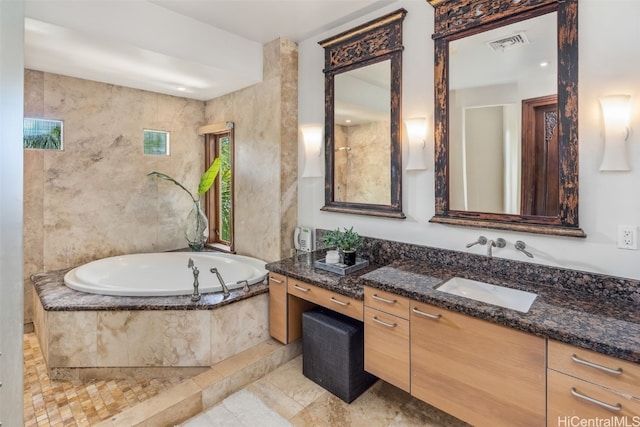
[300,124,323,178]
[599,94,632,171]
[404,117,428,170]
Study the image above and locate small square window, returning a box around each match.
[144,130,170,155]
[23,118,63,150]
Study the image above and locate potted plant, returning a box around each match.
[148,157,220,251]
[322,227,362,266]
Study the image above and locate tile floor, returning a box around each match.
[23,333,188,426]
[181,356,470,427]
[25,330,469,427]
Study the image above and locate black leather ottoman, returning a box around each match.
[302,308,377,403]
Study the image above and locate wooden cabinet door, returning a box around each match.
[548,370,640,423]
[410,301,546,427]
[268,273,288,344]
[364,306,410,392]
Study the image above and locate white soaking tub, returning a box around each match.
[63,251,268,296]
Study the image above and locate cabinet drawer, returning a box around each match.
[548,340,640,398]
[268,273,287,344]
[364,286,410,320]
[410,301,546,427]
[364,307,410,392]
[288,278,363,321]
[548,369,640,422]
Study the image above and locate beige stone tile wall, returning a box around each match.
[25,38,298,324]
[23,70,206,323]
[205,38,298,263]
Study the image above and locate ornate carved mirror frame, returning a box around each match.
[319,9,407,219]
[428,0,585,237]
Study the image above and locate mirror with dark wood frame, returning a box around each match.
[428,0,585,237]
[319,8,407,219]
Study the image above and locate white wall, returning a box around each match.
[298,0,640,281]
[0,0,25,424]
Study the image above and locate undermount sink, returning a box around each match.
[436,277,537,313]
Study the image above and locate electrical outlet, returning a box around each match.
[617,225,638,250]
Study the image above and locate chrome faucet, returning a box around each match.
[487,238,506,257]
[187,258,201,302]
[210,267,231,298]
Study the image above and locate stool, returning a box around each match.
[302,308,377,403]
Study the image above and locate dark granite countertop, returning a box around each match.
[33,268,269,311]
[266,253,640,364]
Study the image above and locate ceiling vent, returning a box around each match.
[487,32,529,52]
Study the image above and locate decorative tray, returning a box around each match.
[314,257,370,275]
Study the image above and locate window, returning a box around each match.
[143,129,170,155]
[23,118,63,150]
[205,124,234,251]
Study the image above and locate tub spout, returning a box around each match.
[210,267,231,298]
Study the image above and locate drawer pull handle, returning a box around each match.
[570,387,622,412]
[293,284,310,292]
[269,277,284,284]
[372,294,397,304]
[372,316,397,328]
[412,307,442,320]
[330,297,350,306]
[571,354,623,375]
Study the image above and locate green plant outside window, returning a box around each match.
[219,136,232,243]
[23,118,63,150]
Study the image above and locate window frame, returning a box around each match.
[205,127,235,252]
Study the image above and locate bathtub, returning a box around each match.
[63,251,268,296]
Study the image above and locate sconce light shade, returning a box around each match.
[599,94,632,171]
[405,117,428,170]
[301,124,324,178]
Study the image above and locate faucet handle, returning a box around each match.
[239,280,250,293]
[515,240,534,258]
[466,236,488,248]
[188,258,194,269]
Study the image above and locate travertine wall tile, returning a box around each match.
[47,311,97,367]
[23,71,205,321]
[210,293,269,364]
[97,311,130,366]
[205,38,298,263]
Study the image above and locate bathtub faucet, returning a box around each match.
[210,267,231,298]
[187,258,201,302]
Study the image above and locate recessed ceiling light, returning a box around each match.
[176,87,187,91]
[345,119,351,123]
[539,61,549,67]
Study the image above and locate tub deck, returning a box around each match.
[33,268,268,311]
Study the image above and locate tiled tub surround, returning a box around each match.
[268,234,640,364]
[32,269,271,379]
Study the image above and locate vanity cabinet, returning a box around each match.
[288,278,363,321]
[363,287,410,392]
[268,273,288,343]
[410,301,546,427]
[547,340,640,421]
[268,273,315,344]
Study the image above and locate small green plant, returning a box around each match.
[322,227,362,252]
[148,157,221,202]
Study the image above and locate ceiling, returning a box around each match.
[24,0,397,101]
